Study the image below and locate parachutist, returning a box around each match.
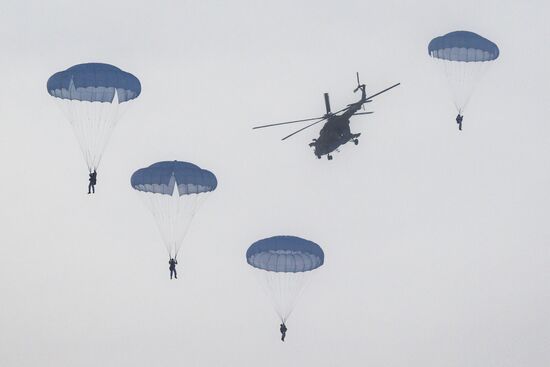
[456,114,463,131]
[280,323,287,342]
[429,32,499,130]
[88,170,97,194]
[48,64,141,181]
[131,162,217,265]
[246,236,324,337]
[169,258,178,279]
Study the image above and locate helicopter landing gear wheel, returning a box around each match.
[316,155,321,159]
[327,154,333,161]
[354,139,359,145]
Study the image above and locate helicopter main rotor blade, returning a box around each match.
[330,85,392,117]
[365,83,400,101]
[332,105,354,115]
[252,116,325,130]
[353,112,374,116]
[281,117,327,141]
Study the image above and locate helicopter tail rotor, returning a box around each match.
[353,72,367,110]
[353,72,366,93]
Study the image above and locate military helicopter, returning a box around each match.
[253,73,400,160]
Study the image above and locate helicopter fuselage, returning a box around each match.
[310,115,358,158]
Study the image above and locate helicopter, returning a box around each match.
[253,73,400,160]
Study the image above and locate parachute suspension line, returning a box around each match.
[284,271,312,323]
[173,193,208,257]
[257,268,312,323]
[261,253,281,320]
[256,253,285,322]
[438,59,492,114]
[143,192,178,257]
[57,90,127,171]
[138,190,209,260]
[265,270,286,322]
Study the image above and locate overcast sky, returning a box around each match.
[1,0,549,366]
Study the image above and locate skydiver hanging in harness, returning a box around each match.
[88,170,97,194]
[280,322,287,342]
[169,257,178,279]
[456,113,463,131]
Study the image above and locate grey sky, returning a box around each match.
[0,0,549,366]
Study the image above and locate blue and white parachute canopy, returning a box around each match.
[246,236,324,273]
[47,63,141,103]
[131,161,217,196]
[428,31,499,62]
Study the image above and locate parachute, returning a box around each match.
[131,161,217,259]
[47,63,141,172]
[246,236,324,323]
[428,31,499,114]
